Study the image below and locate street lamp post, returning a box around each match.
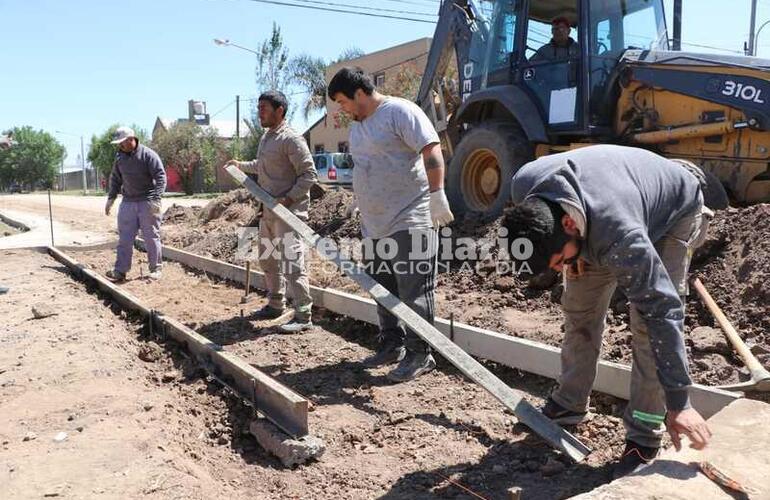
[214,37,260,145]
[755,20,770,56]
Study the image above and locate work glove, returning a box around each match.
[344,197,359,218]
[429,189,454,228]
[105,198,115,216]
[150,199,162,216]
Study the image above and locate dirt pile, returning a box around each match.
[308,188,361,240]
[690,204,770,338]
[161,190,260,262]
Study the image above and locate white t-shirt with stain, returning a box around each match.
[349,97,440,239]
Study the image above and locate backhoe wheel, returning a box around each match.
[447,122,533,216]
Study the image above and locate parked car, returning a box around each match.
[312,152,353,186]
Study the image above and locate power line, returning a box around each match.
[289,0,437,16]
[236,0,437,23]
[210,100,236,118]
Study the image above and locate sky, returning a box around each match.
[1,0,769,167]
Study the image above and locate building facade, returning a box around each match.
[305,37,431,154]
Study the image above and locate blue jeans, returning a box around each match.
[114,200,162,273]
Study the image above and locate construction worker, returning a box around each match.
[502,144,714,477]
[226,90,317,333]
[328,67,454,382]
[105,127,166,282]
[530,16,580,62]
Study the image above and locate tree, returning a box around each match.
[228,117,264,162]
[0,126,65,190]
[88,124,148,180]
[151,122,223,195]
[290,47,365,120]
[251,22,293,124]
[379,61,424,101]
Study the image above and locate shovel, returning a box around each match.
[692,278,770,392]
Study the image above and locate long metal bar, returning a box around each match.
[142,241,739,419]
[47,245,309,437]
[224,165,591,462]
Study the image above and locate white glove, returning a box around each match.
[344,197,359,218]
[429,189,454,228]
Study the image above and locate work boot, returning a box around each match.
[252,304,286,320]
[613,440,659,479]
[279,316,313,333]
[362,340,406,368]
[106,269,126,283]
[387,351,436,382]
[541,397,588,425]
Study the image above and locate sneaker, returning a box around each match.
[252,305,287,320]
[613,440,659,479]
[362,340,406,368]
[541,398,588,425]
[105,270,126,283]
[279,319,313,333]
[387,351,436,382]
[147,269,162,280]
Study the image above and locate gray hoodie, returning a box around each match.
[511,145,702,411]
[107,143,166,202]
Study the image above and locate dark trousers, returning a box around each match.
[363,228,438,354]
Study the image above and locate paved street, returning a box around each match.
[0,193,208,249]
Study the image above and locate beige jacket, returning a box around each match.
[239,121,317,219]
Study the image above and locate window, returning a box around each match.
[314,144,324,154]
[373,73,385,87]
[525,0,579,62]
[337,141,349,153]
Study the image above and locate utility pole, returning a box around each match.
[672,0,682,51]
[236,95,240,140]
[748,0,758,55]
[80,135,87,195]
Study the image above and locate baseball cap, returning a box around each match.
[111,126,136,144]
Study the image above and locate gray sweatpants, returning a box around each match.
[256,210,312,320]
[115,200,162,274]
[363,228,438,354]
[552,199,710,447]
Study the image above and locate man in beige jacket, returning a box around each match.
[227,91,318,332]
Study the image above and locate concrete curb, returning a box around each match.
[0,210,31,232]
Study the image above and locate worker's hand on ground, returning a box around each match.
[429,189,454,228]
[666,408,712,451]
[149,200,162,216]
[104,198,115,216]
[344,197,359,218]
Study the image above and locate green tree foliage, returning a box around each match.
[227,117,264,162]
[0,126,65,190]
[290,47,365,120]
[252,22,293,125]
[151,122,224,195]
[88,124,148,179]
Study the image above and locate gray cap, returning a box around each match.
[110,126,136,144]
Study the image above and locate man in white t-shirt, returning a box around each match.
[328,67,454,382]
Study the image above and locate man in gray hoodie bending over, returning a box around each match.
[503,144,714,477]
[105,126,166,282]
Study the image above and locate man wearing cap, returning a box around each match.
[105,126,166,282]
[530,16,579,61]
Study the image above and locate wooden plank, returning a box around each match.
[47,245,309,437]
[145,236,740,420]
[224,165,591,462]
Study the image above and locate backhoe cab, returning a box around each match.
[418,0,770,215]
